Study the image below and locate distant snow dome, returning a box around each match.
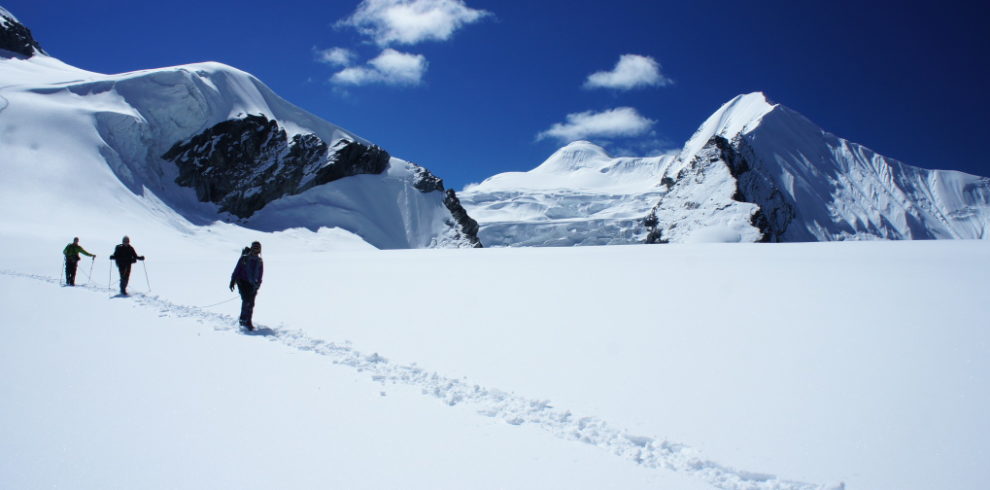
[534,140,614,173]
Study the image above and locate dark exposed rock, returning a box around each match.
[643,212,667,244]
[443,189,482,248]
[162,113,482,247]
[643,183,680,245]
[162,114,390,218]
[714,135,795,242]
[315,139,390,183]
[0,12,44,58]
[408,164,482,247]
[411,166,445,193]
[643,135,795,244]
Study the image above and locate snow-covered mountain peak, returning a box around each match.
[649,92,990,242]
[1,11,482,249]
[680,91,777,159]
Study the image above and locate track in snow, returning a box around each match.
[2,269,843,490]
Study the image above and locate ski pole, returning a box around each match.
[108,258,113,296]
[142,260,151,292]
[59,257,64,286]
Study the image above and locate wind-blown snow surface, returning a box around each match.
[461,93,990,247]
[2,208,989,489]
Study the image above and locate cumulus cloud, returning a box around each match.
[537,107,656,143]
[316,47,356,67]
[584,54,672,90]
[331,48,428,86]
[339,0,491,46]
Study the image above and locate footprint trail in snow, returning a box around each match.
[3,270,843,490]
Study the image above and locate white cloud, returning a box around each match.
[331,48,428,86]
[316,47,356,67]
[537,107,656,143]
[339,0,491,46]
[584,54,672,90]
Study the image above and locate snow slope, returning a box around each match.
[0,11,478,250]
[2,231,989,489]
[462,93,990,246]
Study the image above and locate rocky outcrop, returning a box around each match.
[0,11,44,58]
[642,212,665,244]
[411,166,482,247]
[163,114,390,218]
[411,165,445,193]
[710,135,795,242]
[162,113,482,247]
[643,136,765,244]
[443,189,482,247]
[643,135,797,244]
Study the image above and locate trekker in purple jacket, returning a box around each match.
[230,241,264,330]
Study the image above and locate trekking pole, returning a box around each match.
[108,259,113,296]
[85,257,95,283]
[142,260,151,292]
[198,296,239,308]
[59,257,64,286]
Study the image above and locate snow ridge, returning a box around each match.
[0,269,841,490]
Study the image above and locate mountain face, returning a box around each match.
[161,115,392,219]
[676,93,990,242]
[0,9,480,250]
[463,93,990,246]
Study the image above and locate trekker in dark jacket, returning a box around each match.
[110,236,144,295]
[230,241,264,330]
[62,237,95,286]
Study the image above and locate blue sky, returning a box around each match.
[6,0,990,189]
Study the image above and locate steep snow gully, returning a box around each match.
[1,270,842,490]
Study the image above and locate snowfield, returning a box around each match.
[2,232,988,490]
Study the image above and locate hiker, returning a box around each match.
[62,237,95,286]
[230,241,264,330]
[109,236,144,295]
